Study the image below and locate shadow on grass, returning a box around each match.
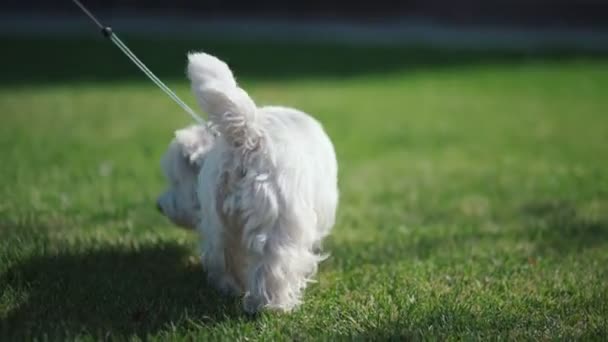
[521,199,608,254]
[340,295,608,340]
[325,199,608,271]
[2,35,607,87]
[0,240,246,340]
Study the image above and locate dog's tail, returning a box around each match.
[187,52,259,148]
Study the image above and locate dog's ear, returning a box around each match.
[174,125,214,166]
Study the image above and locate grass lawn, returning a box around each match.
[1,35,607,340]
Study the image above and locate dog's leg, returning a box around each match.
[242,214,323,313]
[201,225,242,296]
[243,245,321,313]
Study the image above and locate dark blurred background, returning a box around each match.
[4,0,608,28]
[2,0,607,86]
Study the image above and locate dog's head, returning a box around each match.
[157,125,214,229]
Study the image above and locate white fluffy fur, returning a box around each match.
[157,52,339,313]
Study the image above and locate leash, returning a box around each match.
[71,0,205,125]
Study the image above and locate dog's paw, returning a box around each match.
[217,280,241,297]
[207,272,242,297]
[242,293,265,314]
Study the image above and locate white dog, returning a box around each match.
[157,52,339,313]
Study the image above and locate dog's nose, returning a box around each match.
[156,200,163,214]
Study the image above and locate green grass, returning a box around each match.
[1,35,608,340]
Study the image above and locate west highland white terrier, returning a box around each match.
[157,52,338,313]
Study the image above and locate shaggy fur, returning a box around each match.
[157,52,339,313]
